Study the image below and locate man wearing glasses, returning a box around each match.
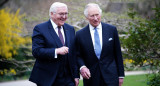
[29,2,79,86]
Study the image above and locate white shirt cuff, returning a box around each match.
[80,65,86,71]
[55,49,58,58]
[119,77,124,78]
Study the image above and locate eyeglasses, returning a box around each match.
[57,12,69,16]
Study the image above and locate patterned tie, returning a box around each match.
[94,27,101,59]
[58,26,64,45]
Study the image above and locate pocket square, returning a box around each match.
[108,38,113,41]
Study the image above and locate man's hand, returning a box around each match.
[56,46,69,55]
[74,78,79,86]
[119,78,124,86]
[80,67,91,79]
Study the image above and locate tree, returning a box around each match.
[0,8,33,78]
[121,8,160,86]
[0,8,25,59]
[122,8,160,66]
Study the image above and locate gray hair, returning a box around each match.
[84,3,102,17]
[49,2,68,17]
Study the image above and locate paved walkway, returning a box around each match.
[0,80,36,86]
[0,71,152,86]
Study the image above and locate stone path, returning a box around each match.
[0,71,152,86]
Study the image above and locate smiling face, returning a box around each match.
[51,6,68,26]
[87,6,101,27]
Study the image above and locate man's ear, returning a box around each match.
[50,12,55,18]
[86,16,89,21]
[51,12,54,16]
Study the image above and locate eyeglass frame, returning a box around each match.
[54,12,69,16]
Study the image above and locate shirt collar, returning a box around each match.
[89,22,102,30]
[50,19,62,29]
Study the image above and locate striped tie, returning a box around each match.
[58,26,64,45]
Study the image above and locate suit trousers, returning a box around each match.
[52,75,74,86]
[52,61,74,86]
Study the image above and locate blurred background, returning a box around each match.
[0,0,160,86]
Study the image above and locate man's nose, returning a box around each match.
[61,14,68,18]
[93,16,98,20]
[62,15,66,18]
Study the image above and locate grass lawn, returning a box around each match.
[123,74,147,86]
[78,74,147,86]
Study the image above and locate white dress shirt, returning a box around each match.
[80,23,103,70]
[50,19,65,58]
[89,23,103,49]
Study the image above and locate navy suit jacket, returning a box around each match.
[75,22,125,84]
[29,20,78,86]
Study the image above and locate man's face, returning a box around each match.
[51,6,68,26]
[87,7,101,27]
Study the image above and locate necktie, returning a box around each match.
[58,26,64,45]
[94,28,101,59]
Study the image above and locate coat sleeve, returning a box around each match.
[72,37,80,78]
[75,33,85,68]
[113,27,125,77]
[32,26,56,60]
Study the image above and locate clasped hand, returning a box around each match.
[56,46,69,55]
[80,67,91,79]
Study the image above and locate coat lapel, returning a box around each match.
[100,23,110,58]
[84,25,97,58]
[48,20,63,48]
[63,24,70,47]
